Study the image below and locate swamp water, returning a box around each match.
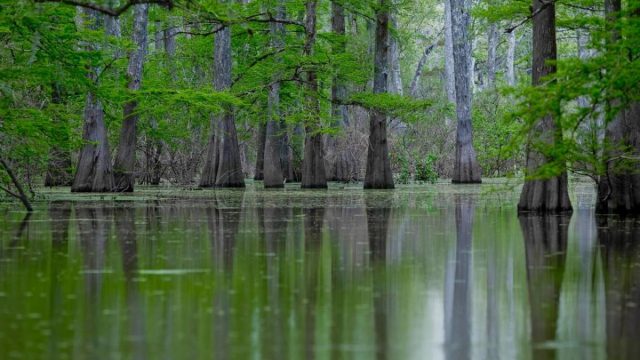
[0,182,639,359]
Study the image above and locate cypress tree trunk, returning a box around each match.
[506,30,516,86]
[329,1,355,182]
[301,0,327,189]
[444,0,456,104]
[201,19,244,188]
[263,2,286,188]
[364,0,394,189]
[72,9,114,193]
[518,0,572,213]
[113,4,149,192]
[450,0,481,183]
[596,0,640,214]
[486,22,498,88]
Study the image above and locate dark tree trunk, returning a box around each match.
[201,23,245,188]
[45,83,73,186]
[328,1,355,183]
[519,214,570,359]
[518,0,572,213]
[72,9,114,193]
[364,0,394,189]
[113,4,149,192]
[254,123,266,181]
[450,0,481,183]
[263,2,286,188]
[301,0,327,189]
[596,0,640,214]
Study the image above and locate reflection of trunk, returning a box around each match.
[45,84,73,186]
[596,0,640,214]
[365,194,391,360]
[518,0,571,212]
[301,0,327,189]
[201,22,245,188]
[302,203,325,358]
[113,4,149,192]
[445,196,474,360]
[365,0,394,189]
[450,0,482,183]
[48,201,71,354]
[114,206,146,360]
[597,215,640,358]
[519,214,570,359]
[72,9,114,193]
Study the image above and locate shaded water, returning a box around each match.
[1,184,639,359]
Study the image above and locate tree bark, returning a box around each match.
[364,0,394,189]
[389,10,403,96]
[214,26,245,187]
[409,42,436,98]
[506,30,516,86]
[263,2,286,188]
[72,8,114,193]
[450,0,481,183]
[596,0,640,214]
[487,22,498,88]
[113,4,149,192]
[301,0,327,189]
[518,0,572,213]
[444,0,456,104]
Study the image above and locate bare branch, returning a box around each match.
[34,0,174,17]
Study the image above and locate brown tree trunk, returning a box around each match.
[517,0,572,213]
[113,4,149,192]
[450,0,481,183]
[201,20,244,188]
[596,0,640,214]
[263,2,286,188]
[301,0,327,189]
[72,8,114,193]
[364,0,394,189]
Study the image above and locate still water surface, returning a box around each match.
[0,184,639,359]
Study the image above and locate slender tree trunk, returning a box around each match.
[487,22,498,88]
[597,0,640,214]
[450,0,481,183]
[254,123,266,181]
[113,4,149,192]
[72,8,114,193]
[263,2,286,188]
[301,0,327,189]
[444,0,456,104]
[410,42,436,98]
[364,0,395,189]
[518,0,572,213]
[45,83,73,186]
[0,158,33,211]
[506,30,516,86]
[214,26,245,187]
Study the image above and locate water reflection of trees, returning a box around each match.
[597,215,640,359]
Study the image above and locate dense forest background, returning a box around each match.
[0,0,638,213]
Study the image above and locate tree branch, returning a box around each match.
[34,0,174,17]
[0,158,33,212]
